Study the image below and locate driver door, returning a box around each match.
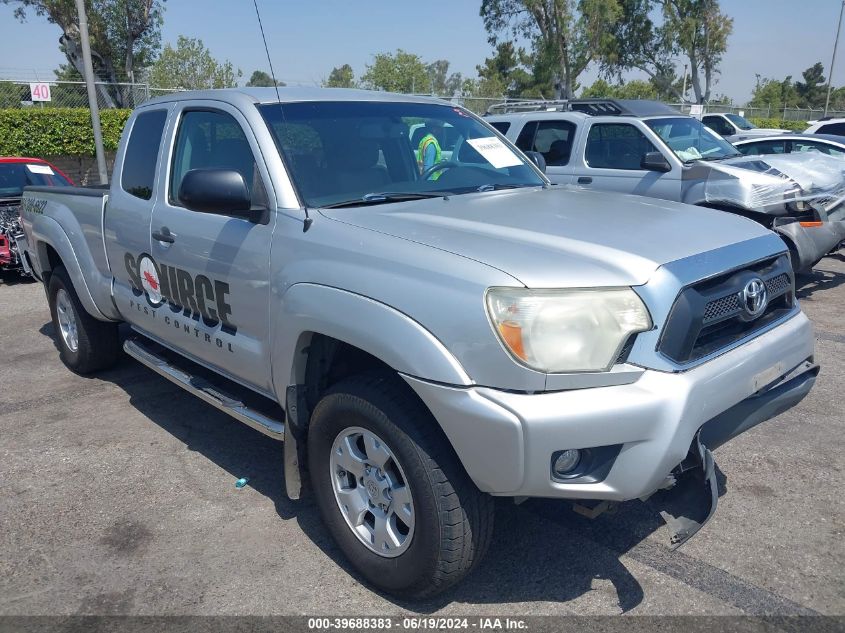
[144,102,277,394]
[572,122,680,201]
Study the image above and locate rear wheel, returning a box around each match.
[48,266,120,374]
[308,373,494,598]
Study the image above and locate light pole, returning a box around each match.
[824,0,845,117]
[75,0,108,185]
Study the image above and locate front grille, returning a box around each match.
[658,255,795,365]
[702,293,740,324]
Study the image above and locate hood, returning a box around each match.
[320,187,772,288]
[721,153,845,192]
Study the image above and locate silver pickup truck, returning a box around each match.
[487,99,845,273]
[19,88,818,599]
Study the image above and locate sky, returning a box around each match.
[0,0,842,104]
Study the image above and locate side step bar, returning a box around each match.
[124,338,285,441]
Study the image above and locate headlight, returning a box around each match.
[485,287,652,373]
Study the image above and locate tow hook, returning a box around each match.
[645,432,720,549]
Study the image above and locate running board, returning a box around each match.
[123,339,285,441]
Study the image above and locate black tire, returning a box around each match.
[308,373,494,598]
[48,266,120,374]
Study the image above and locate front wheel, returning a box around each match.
[308,373,494,598]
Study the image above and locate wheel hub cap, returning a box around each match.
[55,289,79,353]
[330,426,415,558]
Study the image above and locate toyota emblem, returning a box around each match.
[742,278,768,318]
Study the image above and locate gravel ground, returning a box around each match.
[0,253,843,617]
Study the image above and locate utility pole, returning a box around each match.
[824,0,845,117]
[75,0,108,185]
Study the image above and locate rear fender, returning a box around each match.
[31,215,118,320]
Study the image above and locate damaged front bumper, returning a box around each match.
[648,358,818,548]
[404,311,817,548]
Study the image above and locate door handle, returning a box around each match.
[577,176,593,185]
[152,227,175,244]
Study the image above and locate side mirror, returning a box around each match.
[524,150,547,173]
[640,151,672,173]
[178,168,256,220]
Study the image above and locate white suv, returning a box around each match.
[804,118,845,135]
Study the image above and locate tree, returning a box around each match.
[476,41,546,97]
[604,0,732,104]
[361,50,430,93]
[149,36,241,90]
[480,0,622,99]
[580,78,657,99]
[426,60,463,96]
[795,62,826,109]
[662,0,733,104]
[4,0,165,106]
[749,74,798,112]
[246,69,284,87]
[324,64,356,88]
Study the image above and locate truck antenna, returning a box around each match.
[252,0,312,231]
[252,0,281,102]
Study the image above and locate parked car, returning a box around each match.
[0,157,72,275]
[701,112,789,141]
[487,99,845,272]
[734,134,845,158]
[804,117,845,135]
[19,88,818,598]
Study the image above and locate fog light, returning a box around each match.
[553,449,581,476]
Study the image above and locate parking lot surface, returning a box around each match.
[1,254,843,617]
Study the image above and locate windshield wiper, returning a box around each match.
[684,153,742,164]
[475,183,538,192]
[321,191,449,209]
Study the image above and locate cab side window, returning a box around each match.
[738,140,787,155]
[792,140,845,156]
[121,109,168,200]
[515,120,576,166]
[585,123,659,170]
[703,116,732,136]
[169,109,267,208]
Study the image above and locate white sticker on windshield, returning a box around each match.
[466,137,522,169]
[26,164,54,175]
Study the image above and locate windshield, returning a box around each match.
[725,113,754,130]
[646,117,740,162]
[259,101,544,208]
[0,162,71,198]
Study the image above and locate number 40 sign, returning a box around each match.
[30,82,52,102]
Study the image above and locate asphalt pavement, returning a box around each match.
[1,254,843,617]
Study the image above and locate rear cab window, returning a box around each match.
[0,162,70,197]
[489,121,511,134]
[121,109,168,200]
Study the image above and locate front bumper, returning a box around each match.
[404,311,816,501]
[774,211,845,272]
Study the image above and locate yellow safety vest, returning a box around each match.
[417,133,442,178]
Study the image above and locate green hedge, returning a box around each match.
[0,108,131,157]
[747,117,808,132]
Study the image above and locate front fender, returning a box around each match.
[30,215,118,321]
[271,283,472,395]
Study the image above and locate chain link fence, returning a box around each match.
[5,79,844,123]
[0,79,182,109]
[669,102,845,122]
